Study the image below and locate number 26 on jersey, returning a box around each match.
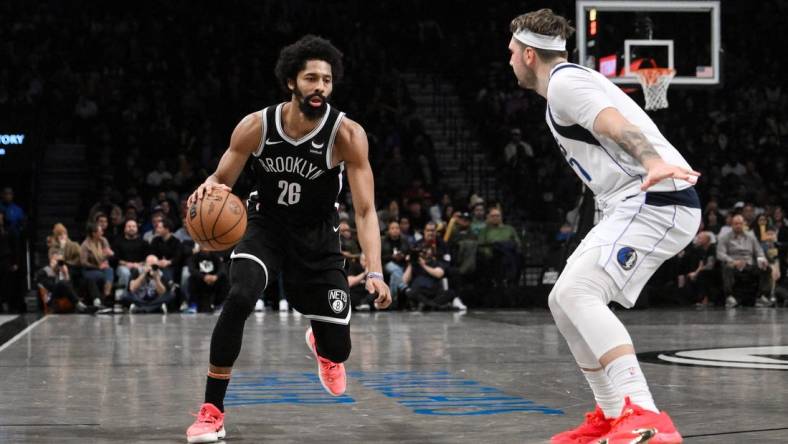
[277,180,301,206]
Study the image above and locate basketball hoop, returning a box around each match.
[634,68,675,111]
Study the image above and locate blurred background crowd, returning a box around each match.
[1,0,786,314]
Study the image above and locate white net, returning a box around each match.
[635,68,675,111]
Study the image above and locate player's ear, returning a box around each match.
[287,78,295,92]
[523,46,536,66]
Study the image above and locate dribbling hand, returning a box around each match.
[188,181,232,207]
[366,278,392,309]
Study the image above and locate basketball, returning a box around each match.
[186,189,247,251]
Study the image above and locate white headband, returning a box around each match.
[513,29,566,51]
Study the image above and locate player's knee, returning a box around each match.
[548,280,575,314]
[223,259,268,316]
[223,284,258,318]
[547,285,562,315]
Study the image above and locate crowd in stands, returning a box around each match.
[0,187,27,312]
[3,1,787,313]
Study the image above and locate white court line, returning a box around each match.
[0,315,50,354]
[0,315,18,328]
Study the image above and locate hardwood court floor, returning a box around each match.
[1,308,787,443]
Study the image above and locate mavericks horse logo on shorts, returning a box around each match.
[617,246,637,270]
[328,289,348,313]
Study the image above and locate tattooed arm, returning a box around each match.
[593,107,700,190]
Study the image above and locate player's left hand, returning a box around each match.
[641,161,700,191]
[366,277,392,309]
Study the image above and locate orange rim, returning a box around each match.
[633,68,675,86]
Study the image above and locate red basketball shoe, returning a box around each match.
[186,403,225,443]
[550,405,612,444]
[595,397,682,444]
[305,327,347,396]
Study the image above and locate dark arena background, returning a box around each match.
[1,1,787,443]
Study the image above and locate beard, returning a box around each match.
[294,87,329,120]
[521,63,538,90]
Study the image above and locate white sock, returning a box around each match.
[582,369,622,418]
[604,354,658,414]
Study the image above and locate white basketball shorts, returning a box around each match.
[565,188,702,307]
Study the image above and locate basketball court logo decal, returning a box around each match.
[639,346,788,371]
[328,289,347,313]
[617,247,637,270]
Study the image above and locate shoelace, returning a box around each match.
[585,411,605,426]
[191,408,218,424]
[572,410,606,432]
[318,356,339,370]
[609,407,640,429]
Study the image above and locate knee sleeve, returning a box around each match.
[311,320,351,363]
[550,249,633,363]
[548,282,601,369]
[209,259,268,367]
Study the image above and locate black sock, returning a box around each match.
[205,376,230,412]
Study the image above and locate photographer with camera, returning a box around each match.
[35,250,94,313]
[122,254,174,313]
[400,242,453,311]
[381,220,410,305]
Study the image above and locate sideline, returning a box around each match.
[0,315,49,354]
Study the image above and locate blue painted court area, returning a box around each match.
[225,372,355,407]
[352,371,563,416]
[226,370,562,416]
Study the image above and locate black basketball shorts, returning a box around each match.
[230,211,351,325]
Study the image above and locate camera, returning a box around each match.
[56,260,65,267]
[408,246,423,265]
[151,264,160,271]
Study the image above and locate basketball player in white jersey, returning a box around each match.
[507,9,700,444]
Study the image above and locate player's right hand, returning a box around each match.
[188,181,232,207]
[640,161,700,191]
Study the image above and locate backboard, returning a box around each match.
[576,1,721,86]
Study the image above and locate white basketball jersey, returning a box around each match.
[545,62,693,214]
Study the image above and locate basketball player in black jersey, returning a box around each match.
[185,35,391,443]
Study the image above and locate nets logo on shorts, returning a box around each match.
[328,289,347,314]
[617,246,637,270]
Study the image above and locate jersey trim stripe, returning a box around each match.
[274,103,332,146]
[645,187,700,209]
[335,163,345,209]
[547,105,601,146]
[325,112,345,169]
[253,107,269,158]
[547,105,642,180]
[550,62,590,78]
[304,306,352,325]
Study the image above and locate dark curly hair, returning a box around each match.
[274,35,344,94]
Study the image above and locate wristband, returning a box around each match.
[366,272,384,281]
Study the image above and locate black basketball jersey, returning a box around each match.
[248,102,346,223]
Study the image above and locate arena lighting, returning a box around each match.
[0,134,25,145]
[0,133,25,156]
[599,54,617,76]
